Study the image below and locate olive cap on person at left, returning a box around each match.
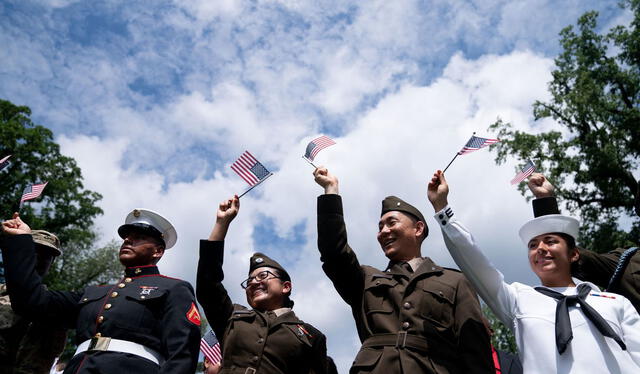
[31,230,62,256]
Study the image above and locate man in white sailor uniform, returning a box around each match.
[0,209,201,374]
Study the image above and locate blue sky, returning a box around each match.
[0,0,632,371]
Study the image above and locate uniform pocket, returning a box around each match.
[418,280,455,328]
[364,274,396,314]
[352,348,383,370]
[118,290,168,331]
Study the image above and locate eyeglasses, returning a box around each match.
[240,270,281,289]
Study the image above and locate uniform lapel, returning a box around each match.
[407,257,443,289]
[269,309,300,330]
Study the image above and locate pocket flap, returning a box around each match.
[352,348,383,368]
[78,286,109,304]
[420,281,455,305]
[365,274,397,290]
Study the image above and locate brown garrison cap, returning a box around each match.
[31,230,62,256]
[249,252,291,282]
[381,196,429,237]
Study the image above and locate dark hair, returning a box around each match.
[272,269,295,308]
[554,232,579,273]
[397,212,427,240]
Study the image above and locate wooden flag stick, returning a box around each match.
[238,173,274,198]
[302,156,317,169]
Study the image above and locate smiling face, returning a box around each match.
[377,211,425,262]
[119,231,165,267]
[527,233,579,286]
[245,266,292,311]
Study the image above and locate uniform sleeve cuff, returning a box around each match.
[532,196,560,217]
[433,205,454,227]
[317,194,343,215]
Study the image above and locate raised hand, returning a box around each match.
[427,170,449,212]
[527,173,555,198]
[1,212,32,235]
[313,166,339,194]
[217,195,240,224]
[209,195,239,241]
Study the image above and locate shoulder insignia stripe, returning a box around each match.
[186,302,201,325]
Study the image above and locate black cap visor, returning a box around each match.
[118,223,166,247]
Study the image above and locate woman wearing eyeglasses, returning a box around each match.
[196,195,328,374]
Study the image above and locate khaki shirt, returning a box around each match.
[317,194,493,374]
[197,240,328,374]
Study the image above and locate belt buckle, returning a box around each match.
[88,336,111,351]
[244,368,256,374]
[395,331,407,349]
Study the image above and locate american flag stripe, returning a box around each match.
[200,330,222,364]
[458,135,499,155]
[304,135,336,161]
[0,155,10,172]
[510,160,536,185]
[231,152,259,185]
[230,151,271,187]
[20,182,48,203]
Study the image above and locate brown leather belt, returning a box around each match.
[362,332,429,352]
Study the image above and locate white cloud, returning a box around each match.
[3,1,628,372]
[56,49,555,371]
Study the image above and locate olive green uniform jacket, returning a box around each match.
[533,196,640,312]
[0,283,67,374]
[317,195,493,374]
[196,240,328,374]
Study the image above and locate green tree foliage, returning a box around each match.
[0,99,127,360]
[483,305,517,353]
[45,240,122,292]
[0,99,102,247]
[489,1,640,251]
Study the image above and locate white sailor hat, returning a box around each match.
[518,214,580,246]
[117,208,177,249]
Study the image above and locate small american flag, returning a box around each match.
[510,159,536,185]
[0,155,11,172]
[304,135,336,161]
[20,182,48,203]
[231,151,271,186]
[458,135,499,155]
[200,330,222,365]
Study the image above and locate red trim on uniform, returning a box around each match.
[73,353,89,374]
[126,265,157,269]
[92,282,120,336]
[130,274,183,281]
[492,346,501,374]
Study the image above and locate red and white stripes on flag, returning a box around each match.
[304,135,336,161]
[20,182,48,203]
[200,330,222,365]
[458,135,499,155]
[510,159,536,185]
[230,151,271,186]
[0,155,11,172]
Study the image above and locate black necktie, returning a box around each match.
[535,283,626,354]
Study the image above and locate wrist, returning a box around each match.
[324,184,339,195]
[432,199,448,212]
